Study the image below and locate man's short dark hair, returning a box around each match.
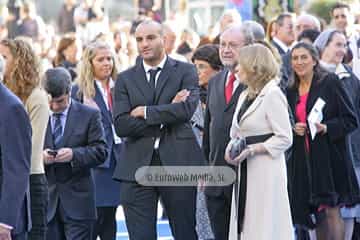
[331,2,350,15]
[43,67,72,98]
[275,13,293,26]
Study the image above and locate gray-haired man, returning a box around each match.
[203,24,253,240]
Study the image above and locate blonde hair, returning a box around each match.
[76,41,118,99]
[254,39,282,65]
[237,43,279,98]
[266,18,276,42]
[1,38,41,103]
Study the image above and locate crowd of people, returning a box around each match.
[1,0,360,240]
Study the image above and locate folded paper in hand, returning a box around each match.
[307,97,326,140]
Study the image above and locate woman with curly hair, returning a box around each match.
[0,38,49,240]
[71,41,121,240]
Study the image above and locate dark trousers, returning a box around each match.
[29,174,48,240]
[46,202,94,240]
[295,227,311,240]
[353,221,360,240]
[13,232,28,240]
[120,151,198,240]
[205,193,232,240]
[92,207,117,240]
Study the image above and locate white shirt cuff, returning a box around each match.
[0,223,13,230]
[144,106,147,119]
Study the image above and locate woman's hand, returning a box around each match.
[229,148,252,165]
[225,141,252,166]
[294,122,307,136]
[315,122,327,134]
[224,140,234,163]
[225,147,253,166]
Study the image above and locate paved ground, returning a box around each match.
[115,205,173,240]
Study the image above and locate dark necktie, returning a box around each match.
[53,113,63,148]
[225,73,236,104]
[148,67,161,89]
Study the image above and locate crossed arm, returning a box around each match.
[113,70,199,139]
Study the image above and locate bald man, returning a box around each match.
[294,13,321,40]
[162,23,187,62]
[113,20,205,240]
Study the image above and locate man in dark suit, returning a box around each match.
[271,13,295,56]
[71,67,122,240]
[42,67,107,240]
[0,57,32,240]
[280,14,321,92]
[203,24,253,240]
[113,20,205,240]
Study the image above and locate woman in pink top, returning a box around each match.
[286,42,359,240]
[295,92,309,151]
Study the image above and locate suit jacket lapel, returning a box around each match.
[287,87,299,122]
[59,101,78,147]
[306,76,321,115]
[271,40,285,55]
[133,63,155,105]
[220,70,245,112]
[94,83,112,123]
[238,95,264,124]
[154,57,176,103]
[216,70,227,109]
[45,118,54,149]
[225,82,245,111]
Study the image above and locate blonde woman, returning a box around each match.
[71,41,121,240]
[225,44,293,240]
[0,38,49,240]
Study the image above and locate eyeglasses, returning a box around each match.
[195,63,211,71]
[219,42,242,50]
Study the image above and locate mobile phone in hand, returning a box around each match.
[47,150,58,157]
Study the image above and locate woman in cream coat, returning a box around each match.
[225,44,293,240]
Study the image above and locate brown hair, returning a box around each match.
[266,18,277,42]
[289,42,327,89]
[54,34,77,67]
[1,38,41,103]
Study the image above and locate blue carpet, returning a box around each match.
[116,220,173,240]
